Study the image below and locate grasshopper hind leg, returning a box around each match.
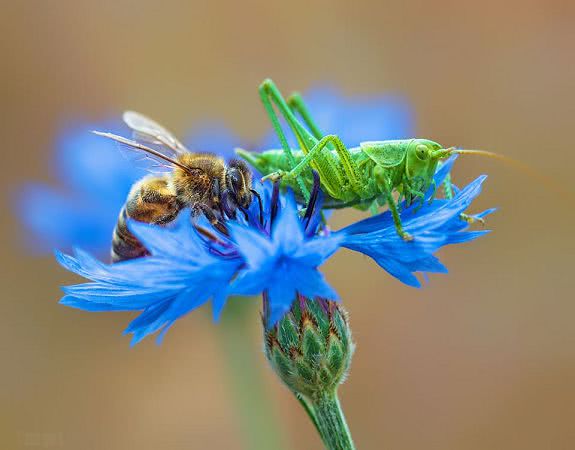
[258,80,311,200]
[287,92,324,141]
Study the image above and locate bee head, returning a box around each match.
[226,160,253,209]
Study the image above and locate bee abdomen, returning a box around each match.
[111,206,150,263]
[111,176,181,263]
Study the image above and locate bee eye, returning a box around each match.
[415,145,428,160]
[228,169,243,191]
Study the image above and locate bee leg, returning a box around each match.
[141,188,176,208]
[196,204,229,235]
[250,189,264,225]
[135,180,180,224]
[221,190,237,220]
[211,178,225,219]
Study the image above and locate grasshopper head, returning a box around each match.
[404,139,444,203]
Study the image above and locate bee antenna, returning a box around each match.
[250,189,264,225]
[92,130,202,176]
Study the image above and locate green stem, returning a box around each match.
[295,393,324,440]
[309,391,355,450]
[219,299,287,450]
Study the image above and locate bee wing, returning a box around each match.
[123,111,188,155]
[92,131,195,174]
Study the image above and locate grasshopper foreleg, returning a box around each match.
[374,165,413,241]
[443,173,485,225]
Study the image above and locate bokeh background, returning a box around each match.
[2,1,575,449]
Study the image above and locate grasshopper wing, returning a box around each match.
[360,141,407,167]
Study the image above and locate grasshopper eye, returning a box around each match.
[415,145,428,161]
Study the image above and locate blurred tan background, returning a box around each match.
[2,0,575,449]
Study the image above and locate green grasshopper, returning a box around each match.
[237,79,487,241]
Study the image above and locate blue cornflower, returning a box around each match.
[17,88,413,256]
[57,163,493,344]
[229,190,341,326]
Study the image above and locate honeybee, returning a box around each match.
[95,111,260,263]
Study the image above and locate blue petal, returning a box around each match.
[266,283,298,327]
[289,268,339,302]
[229,224,275,270]
[128,213,207,258]
[291,235,342,267]
[59,295,132,312]
[272,192,306,253]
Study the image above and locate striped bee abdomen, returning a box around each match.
[111,175,181,263]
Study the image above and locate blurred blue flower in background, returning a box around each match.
[17,121,146,254]
[17,86,414,257]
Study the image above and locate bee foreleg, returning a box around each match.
[196,203,229,236]
[211,177,225,218]
[221,190,238,220]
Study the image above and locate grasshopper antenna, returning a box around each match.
[442,147,574,200]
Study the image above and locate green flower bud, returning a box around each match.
[264,295,354,400]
